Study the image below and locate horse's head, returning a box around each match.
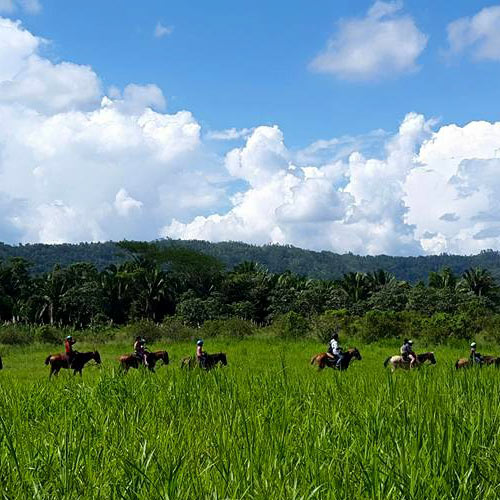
[93,351,102,364]
[161,351,169,365]
[349,348,362,361]
[429,352,437,364]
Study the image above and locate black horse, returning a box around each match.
[181,352,227,370]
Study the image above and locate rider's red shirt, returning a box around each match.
[65,339,74,354]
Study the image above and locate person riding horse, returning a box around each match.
[401,339,417,368]
[196,339,208,369]
[64,335,77,367]
[326,333,344,368]
[470,342,484,366]
[133,336,148,367]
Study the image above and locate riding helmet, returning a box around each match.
[197,339,204,346]
[66,335,72,340]
[408,340,413,345]
[471,342,477,348]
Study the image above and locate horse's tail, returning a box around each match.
[455,360,460,370]
[384,356,391,368]
[44,355,52,365]
[310,354,317,365]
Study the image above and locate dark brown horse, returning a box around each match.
[180,352,227,370]
[384,351,437,371]
[310,348,362,371]
[45,351,101,377]
[119,350,169,373]
[456,355,500,369]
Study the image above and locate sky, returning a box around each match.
[1,0,500,255]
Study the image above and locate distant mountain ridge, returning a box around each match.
[1,240,500,283]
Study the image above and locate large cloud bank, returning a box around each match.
[2,17,500,256]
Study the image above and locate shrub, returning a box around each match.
[35,325,63,345]
[273,312,309,339]
[0,325,32,345]
[201,318,255,339]
[161,317,195,341]
[311,309,351,343]
[353,310,405,343]
[421,312,476,344]
[123,320,163,343]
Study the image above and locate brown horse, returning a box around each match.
[119,350,169,373]
[180,352,227,370]
[384,351,436,372]
[45,351,101,377]
[310,348,362,371]
[455,355,500,369]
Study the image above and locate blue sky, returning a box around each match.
[2,1,500,255]
[18,0,500,146]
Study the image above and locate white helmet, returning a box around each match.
[408,340,413,345]
[470,342,477,348]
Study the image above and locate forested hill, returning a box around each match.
[1,240,500,282]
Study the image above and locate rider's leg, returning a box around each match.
[409,354,416,368]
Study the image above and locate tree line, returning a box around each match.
[0,242,498,333]
[2,240,500,282]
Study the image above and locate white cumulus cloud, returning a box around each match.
[154,22,173,38]
[311,1,428,81]
[446,5,500,61]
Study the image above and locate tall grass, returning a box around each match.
[0,339,499,498]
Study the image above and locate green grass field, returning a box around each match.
[0,338,499,499]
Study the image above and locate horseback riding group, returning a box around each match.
[43,335,225,377]
[311,334,499,372]
[14,330,500,377]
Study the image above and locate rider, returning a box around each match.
[64,335,76,367]
[401,339,417,368]
[133,336,148,367]
[326,332,344,368]
[470,342,484,365]
[196,339,207,369]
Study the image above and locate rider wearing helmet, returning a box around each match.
[326,332,344,368]
[64,335,76,367]
[401,339,417,368]
[133,336,148,367]
[196,339,207,369]
[470,342,484,365]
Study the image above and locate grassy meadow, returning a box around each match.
[0,338,499,499]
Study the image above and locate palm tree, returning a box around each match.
[457,268,498,298]
[428,267,457,289]
[367,269,396,290]
[338,272,371,303]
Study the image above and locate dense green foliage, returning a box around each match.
[2,242,500,347]
[0,339,500,499]
[2,240,500,281]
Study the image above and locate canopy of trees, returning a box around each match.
[0,239,498,329]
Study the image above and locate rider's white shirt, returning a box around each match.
[330,339,342,356]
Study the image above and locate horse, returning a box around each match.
[384,352,436,372]
[455,355,500,369]
[45,351,101,377]
[310,348,362,371]
[180,352,227,370]
[119,350,169,373]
